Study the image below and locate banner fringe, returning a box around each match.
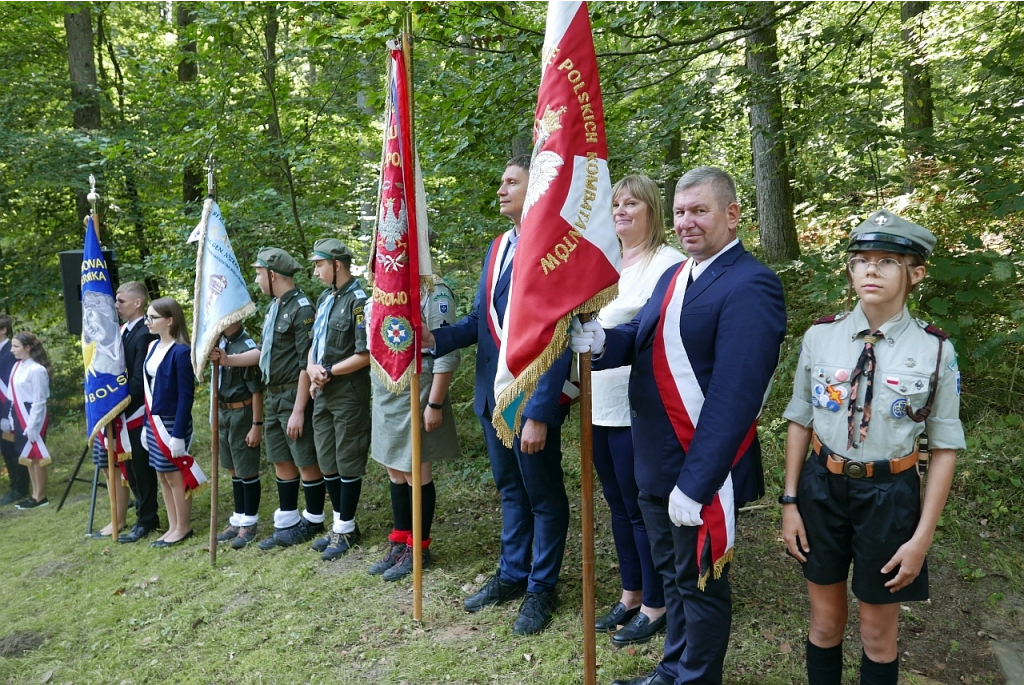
[371,359,414,395]
[87,398,131,444]
[492,283,618,447]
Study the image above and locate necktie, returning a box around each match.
[846,329,883,449]
[310,293,336,366]
[258,298,279,384]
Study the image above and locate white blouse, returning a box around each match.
[592,244,685,426]
[11,358,49,434]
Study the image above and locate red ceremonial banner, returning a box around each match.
[368,46,427,392]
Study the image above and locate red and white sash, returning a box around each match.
[485,230,579,405]
[142,350,207,496]
[652,260,758,589]
[10,361,50,464]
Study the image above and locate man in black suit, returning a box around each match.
[0,313,30,505]
[114,282,162,543]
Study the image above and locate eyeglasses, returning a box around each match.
[847,257,903,277]
[144,314,166,323]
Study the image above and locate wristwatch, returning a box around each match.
[427,401,443,410]
[323,364,333,380]
[778,495,799,506]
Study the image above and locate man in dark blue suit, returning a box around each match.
[0,314,30,505]
[573,167,787,684]
[421,156,573,636]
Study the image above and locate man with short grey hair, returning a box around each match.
[573,166,787,684]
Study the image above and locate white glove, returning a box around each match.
[0,418,10,432]
[169,437,187,458]
[668,486,704,527]
[569,316,606,355]
[26,429,40,443]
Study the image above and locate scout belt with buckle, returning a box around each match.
[219,397,254,410]
[811,433,918,479]
[266,382,298,395]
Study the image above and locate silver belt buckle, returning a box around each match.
[843,460,866,479]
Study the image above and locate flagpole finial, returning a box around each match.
[207,155,216,198]
[87,174,99,212]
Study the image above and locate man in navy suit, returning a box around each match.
[573,167,787,684]
[0,313,30,505]
[421,156,573,635]
[115,282,162,542]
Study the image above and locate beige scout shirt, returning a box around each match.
[784,303,966,461]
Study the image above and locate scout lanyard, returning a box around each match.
[652,259,761,588]
[142,343,207,494]
[10,360,50,461]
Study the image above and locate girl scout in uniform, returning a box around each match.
[781,210,965,685]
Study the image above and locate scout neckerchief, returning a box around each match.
[846,328,883,449]
[652,259,760,590]
[484,229,515,347]
[142,342,207,496]
[9,360,51,465]
[311,278,361,366]
[258,298,279,384]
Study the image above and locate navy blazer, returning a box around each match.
[0,339,14,419]
[145,342,194,439]
[595,242,786,505]
[433,236,572,427]
[124,318,157,416]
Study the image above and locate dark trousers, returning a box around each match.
[1,434,29,494]
[640,491,731,685]
[480,415,569,594]
[126,424,160,528]
[593,425,664,608]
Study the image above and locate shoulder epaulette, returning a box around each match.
[813,313,844,325]
[923,323,949,340]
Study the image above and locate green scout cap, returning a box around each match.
[848,209,937,260]
[251,247,302,276]
[309,238,352,262]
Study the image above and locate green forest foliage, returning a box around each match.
[0,1,1021,421]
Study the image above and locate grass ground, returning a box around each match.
[1,371,1021,684]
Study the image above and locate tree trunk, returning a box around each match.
[744,2,800,262]
[177,2,204,206]
[902,1,934,185]
[65,4,100,221]
[662,128,684,223]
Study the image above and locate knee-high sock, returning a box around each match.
[860,650,898,685]
[338,476,362,522]
[302,478,326,522]
[390,481,412,534]
[806,640,843,685]
[420,480,436,544]
[231,477,244,517]
[324,473,341,513]
[242,476,261,518]
[277,477,300,512]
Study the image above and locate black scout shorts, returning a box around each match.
[796,452,928,604]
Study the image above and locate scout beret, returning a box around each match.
[848,209,937,259]
[251,247,302,276]
[309,238,352,262]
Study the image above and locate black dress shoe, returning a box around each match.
[152,530,194,549]
[118,523,156,544]
[610,670,672,685]
[513,590,558,635]
[611,612,667,647]
[595,602,641,633]
[463,572,527,612]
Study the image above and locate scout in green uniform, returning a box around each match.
[250,248,327,550]
[304,238,371,561]
[781,210,966,685]
[208,323,264,549]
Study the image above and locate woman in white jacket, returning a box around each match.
[9,332,52,510]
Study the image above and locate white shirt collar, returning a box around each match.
[691,238,740,279]
[123,316,143,332]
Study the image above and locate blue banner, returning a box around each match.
[189,198,256,380]
[82,216,130,441]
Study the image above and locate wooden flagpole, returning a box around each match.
[578,313,597,685]
[402,11,424,624]
[207,156,220,567]
[88,176,121,541]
